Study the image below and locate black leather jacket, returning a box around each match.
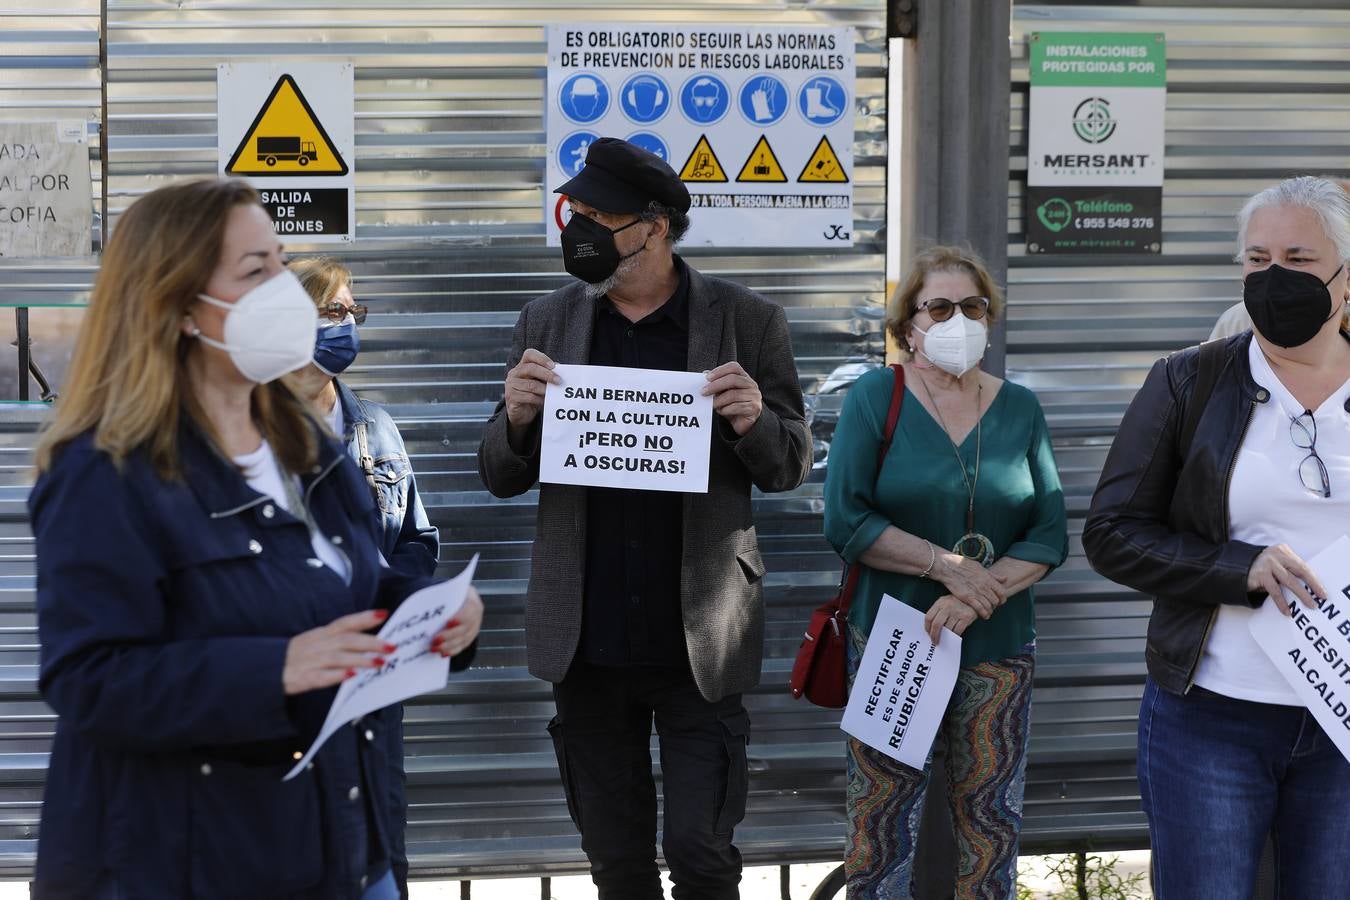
[1084,332,1283,695]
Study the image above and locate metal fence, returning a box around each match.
[0,0,888,877]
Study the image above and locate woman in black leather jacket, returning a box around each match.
[1084,175,1350,900]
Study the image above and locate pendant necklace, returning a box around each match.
[917,372,996,568]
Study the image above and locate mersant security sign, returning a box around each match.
[1026,32,1165,255]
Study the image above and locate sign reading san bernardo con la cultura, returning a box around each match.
[545,24,856,248]
[1026,32,1166,255]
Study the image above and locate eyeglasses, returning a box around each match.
[1290,410,1331,498]
[319,301,367,325]
[916,296,989,323]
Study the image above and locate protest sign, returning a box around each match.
[540,363,713,493]
[841,594,961,770]
[1251,535,1350,765]
[284,555,478,781]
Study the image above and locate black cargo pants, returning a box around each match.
[549,661,751,900]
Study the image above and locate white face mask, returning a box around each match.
[195,269,318,383]
[914,315,988,377]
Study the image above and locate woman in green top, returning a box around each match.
[824,245,1067,899]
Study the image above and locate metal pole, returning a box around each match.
[904,0,1012,377]
[16,308,30,402]
[900,2,1012,896]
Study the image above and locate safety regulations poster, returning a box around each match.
[544,24,856,248]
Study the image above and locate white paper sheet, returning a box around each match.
[539,363,714,493]
[1250,535,1350,765]
[283,554,479,780]
[841,594,962,770]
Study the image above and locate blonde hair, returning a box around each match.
[288,255,352,308]
[34,178,317,478]
[887,245,1004,359]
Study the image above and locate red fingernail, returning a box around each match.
[344,668,356,679]
[373,610,389,621]
[383,643,396,654]
[446,619,460,628]
[373,656,386,667]
[430,636,444,649]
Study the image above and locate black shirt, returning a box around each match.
[579,259,691,668]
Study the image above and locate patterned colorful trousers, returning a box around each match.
[844,625,1035,900]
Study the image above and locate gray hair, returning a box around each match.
[639,200,690,244]
[1235,175,1350,265]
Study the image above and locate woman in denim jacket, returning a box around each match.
[286,257,473,899]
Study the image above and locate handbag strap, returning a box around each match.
[838,364,905,616]
[1178,338,1225,462]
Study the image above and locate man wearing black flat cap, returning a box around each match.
[478,137,811,899]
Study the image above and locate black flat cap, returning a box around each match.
[555,137,691,215]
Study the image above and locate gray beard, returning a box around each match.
[582,249,643,299]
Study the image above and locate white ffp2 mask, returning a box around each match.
[195,269,318,383]
[914,316,988,377]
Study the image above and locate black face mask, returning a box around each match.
[560,213,644,285]
[1243,263,1345,348]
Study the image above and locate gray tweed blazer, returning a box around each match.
[477,261,812,702]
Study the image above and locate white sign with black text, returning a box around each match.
[1250,535,1350,765]
[284,555,478,781]
[0,120,92,259]
[544,23,856,248]
[540,363,713,493]
[841,594,961,770]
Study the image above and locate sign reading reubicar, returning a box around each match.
[1026,32,1166,255]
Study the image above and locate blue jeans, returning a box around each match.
[362,867,399,900]
[1138,678,1350,899]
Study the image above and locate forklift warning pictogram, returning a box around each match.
[678,134,728,183]
[224,74,348,177]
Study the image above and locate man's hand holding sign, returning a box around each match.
[703,360,763,436]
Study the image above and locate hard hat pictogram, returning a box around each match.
[736,135,787,183]
[797,135,849,183]
[225,74,348,176]
[678,134,728,183]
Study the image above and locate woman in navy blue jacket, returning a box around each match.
[28,178,481,899]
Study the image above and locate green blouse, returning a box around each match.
[823,366,1068,666]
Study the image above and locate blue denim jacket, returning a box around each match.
[335,381,439,579]
[335,381,454,897]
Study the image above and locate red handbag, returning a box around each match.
[789,363,904,708]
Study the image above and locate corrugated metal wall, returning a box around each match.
[1008,2,1350,846]
[0,0,888,875]
[0,1,101,871]
[11,0,1339,875]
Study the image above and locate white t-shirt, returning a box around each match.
[324,394,344,439]
[1193,339,1350,704]
[233,439,351,583]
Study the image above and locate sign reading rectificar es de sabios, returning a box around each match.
[1025,32,1165,256]
[217,62,355,243]
[0,121,93,260]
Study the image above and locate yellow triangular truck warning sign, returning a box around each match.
[225,74,348,177]
[736,135,787,183]
[797,135,848,183]
[678,135,728,183]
